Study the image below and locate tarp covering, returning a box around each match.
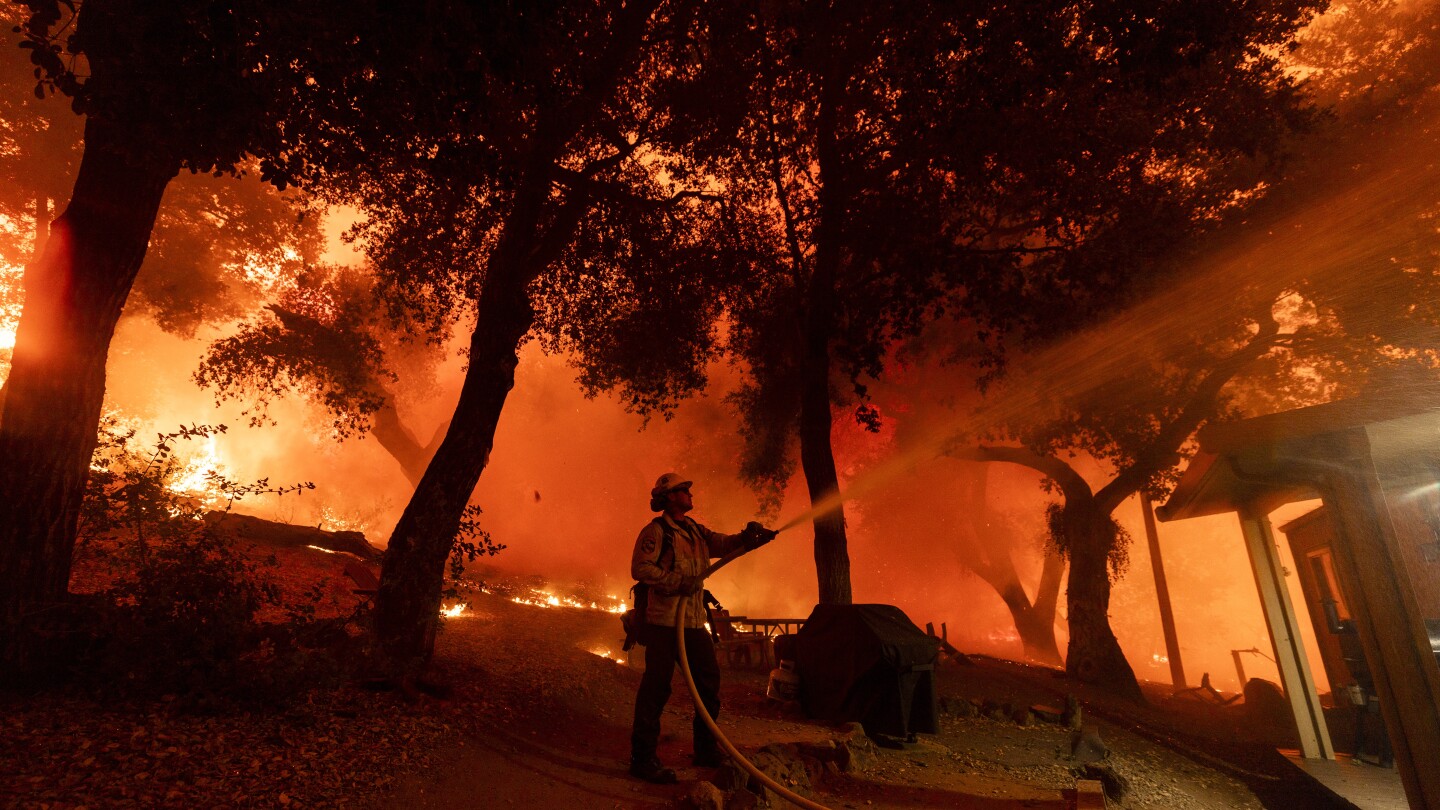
[795,604,940,737]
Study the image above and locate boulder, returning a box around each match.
[835,722,877,773]
[683,781,726,810]
[748,743,813,807]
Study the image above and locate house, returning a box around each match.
[1157,386,1440,809]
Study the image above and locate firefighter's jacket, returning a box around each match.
[631,514,745,628]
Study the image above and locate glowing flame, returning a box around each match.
[168,436,226,505]
[317,505,370,533]
[589,647,625,664]
[508,588,627,614]
[441,603,469,618]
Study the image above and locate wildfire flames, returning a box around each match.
[440,603,469,618]
[509,588,626,614]
[167,436,227,507]
[588,647,625,664]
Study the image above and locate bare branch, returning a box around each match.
[952,445,1094,505]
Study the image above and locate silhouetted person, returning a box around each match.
[628,472,775,784]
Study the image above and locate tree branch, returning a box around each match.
[952,444,1094,505]
[551,168,720,212]
[1096,313,1284,511]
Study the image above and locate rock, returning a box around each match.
[1062,695,1083,730]
[1030,704,1063,724]
[1081,762,1132,802]
[1069,726,1109,763]
[683,781,726,810]
[799,755,826,785]
[712,760,749,792]
[835,724,877,773]
[939,696,979,718]
[724,789,760,810]
[748,744,813,807]
[1010,707,1034,727]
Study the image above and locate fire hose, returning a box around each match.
[673,545,833,810]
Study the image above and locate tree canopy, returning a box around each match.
[664,0,1326,609]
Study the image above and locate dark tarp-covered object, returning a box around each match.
[795,604,940,737]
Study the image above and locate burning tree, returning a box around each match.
[684,0,1326,608]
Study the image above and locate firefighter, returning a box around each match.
[628,472,776,784]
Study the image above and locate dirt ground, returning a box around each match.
[2,563,1355,809]
[384,588,1352,810]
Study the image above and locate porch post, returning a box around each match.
[1321,425,1440,809]
[1238,504,1335,760]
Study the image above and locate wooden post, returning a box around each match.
[1231,649,1249,688]
[1319,424,1440,808]
[1141,492,1187,690]
[1238,504,1334,760]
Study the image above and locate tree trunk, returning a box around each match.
[372,267,534,665]
[370,0,660,667]
[995,550,1066,667]
[370,396,447,488]
[1028,548,1066,663]
[0,118,176,661]
[955,463,1065,665]
[798,336,851,604]
[1063,501,1143,701]
[798,34,854,606]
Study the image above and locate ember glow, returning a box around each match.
[588,647,625,664]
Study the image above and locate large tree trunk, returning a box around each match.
[372,266,534,665]
[799,36,853,606]
[0,118,176,662]
[1063,501,1142,701]
[798,336,851,605]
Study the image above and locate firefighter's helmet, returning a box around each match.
[651,472,692,498]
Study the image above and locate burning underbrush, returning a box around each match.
[22,419,372,706]
[459,568,629,616]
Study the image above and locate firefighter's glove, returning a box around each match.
[742,521,778,550]
[675,574,705,596]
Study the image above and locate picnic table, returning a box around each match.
[725,617,807,637]
[711,615,808,669]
